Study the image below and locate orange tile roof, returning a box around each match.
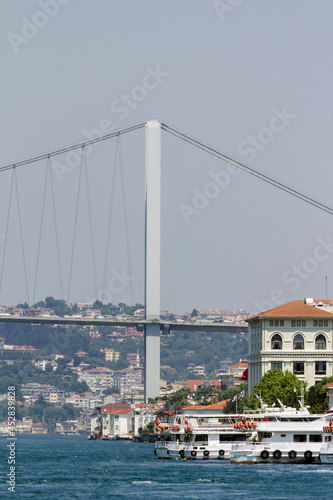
[247,300,333,320]
[182,399,229,411]
[186,380,221,392]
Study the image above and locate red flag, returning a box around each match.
[264,416,268,422]
[156,418,160,426]
[329,418,332,426]
[241,368,248,381]
[168,411,173,417]
[184,418,188,424]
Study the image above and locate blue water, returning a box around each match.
[1,435,333,499]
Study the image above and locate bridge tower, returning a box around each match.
[144,120,161,402]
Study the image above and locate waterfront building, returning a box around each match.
[91,403,132,438]
[247,299,333,394]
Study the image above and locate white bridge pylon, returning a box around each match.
[144,120,161,402]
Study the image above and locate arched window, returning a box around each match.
[293,334,304,350]
[271,334,282,350]
[315,334,326,350]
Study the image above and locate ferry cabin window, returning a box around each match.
[219,434,246,442]
[315,361,326,375]
[294,434,307,442]
[293,362,304,375]
[293,334,304,350]
[271,362,282,370]
[271,334,282,350]
[195,434,208,444]
[309,435,322,442]
[315,334,326,350]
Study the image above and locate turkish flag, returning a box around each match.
[241,368,248,381]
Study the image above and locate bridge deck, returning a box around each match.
[0,316,247,333]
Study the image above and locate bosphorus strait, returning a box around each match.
[1,435,333,499]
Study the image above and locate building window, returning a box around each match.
[297,320,301,327]
[269,320,273,327]
[293,334,304,350]
[324,320,328,327]
[291,320,296,327]
[314,320,318,327]
[315,362,326,375]
[293,362,304,374]
[274,320,279,327]
[302,320,306,327]
[280,320,284,327]
[271,362,282,370]
[271,334,282,350]
[315,334,326,350]
[319,320,323,327]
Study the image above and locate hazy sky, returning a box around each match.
[1,0,333,315]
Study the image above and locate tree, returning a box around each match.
[307,376,333,413]
[247,369,304,409]
[191,308,199,318]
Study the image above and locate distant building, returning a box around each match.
[186,379,221,392]
[219,361,248,391]
[78,368,114,393]
[113,368,143,395]
[103,348,120,362]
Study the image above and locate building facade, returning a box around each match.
[247,299,333,394]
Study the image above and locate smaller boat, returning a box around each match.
[319,419,333,464]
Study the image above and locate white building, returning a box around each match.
[78,368,114,393]
[247,299,333,394]
[91,403,132,438]
[113,368,143,395]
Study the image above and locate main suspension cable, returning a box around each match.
[161,122,333,217]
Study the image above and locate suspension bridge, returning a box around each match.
[1,120,331,401]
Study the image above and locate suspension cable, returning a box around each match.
[102,137,119,297]
[0,122,146,174]
[83,153,98,299]
[161,122,333,216]
[67,146,84,305]
[50,159,64,299]
[32,156,50,304]
[0,169,15,298]
[119,135,134,306]
[14,169,30,304]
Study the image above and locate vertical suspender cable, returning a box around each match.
[102,137,118,297]
[0,169,15,299]
[14,168,30,305]
[32,156,49,304]
[50,160,64,299]
[67,147,84,305]
[83,152,98,299]
[118,136,134,306]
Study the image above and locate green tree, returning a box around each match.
[307,376,333,413]
[247,369,304,409]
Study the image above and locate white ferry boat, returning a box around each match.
[319,419,333,464]
[154,398,323,461]
[230,411,331,464]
